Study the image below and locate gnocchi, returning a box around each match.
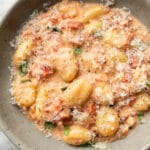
[85,20,102,33]
[103,30,131,48]
[76,4,109,23]
[96,107,119,137]
[63,78,92,106]
[13,75,37,107]
[13,39,33,66]
[92,82,114,105]
[35,87,49,120]
[54,51,78,82]
[58,1,80,18]
[133,92,150,112]
[63,125,91,145]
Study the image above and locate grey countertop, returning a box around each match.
[0,0,17,23]
[0,1,18,149]
[0,132,17,150]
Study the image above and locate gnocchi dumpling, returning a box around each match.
[13,75,37,107]
[76,4,109,23]
[96,107,119,137]
[63,125,91,145]
[58,1,80,18]
[13,39,34,66]
[85,20,102,33]
[63,78,92,106]
[93,82,114,105]
[133,92,150,112]
[35,87,49,120]
[103,30,130,48]
[54,51,78,82]
[115,51,128,63]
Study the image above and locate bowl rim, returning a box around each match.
[0,1,150,150]
[0,1,33,149]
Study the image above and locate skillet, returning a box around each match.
[0,0,150,149]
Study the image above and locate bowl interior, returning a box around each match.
[0,0,150,150]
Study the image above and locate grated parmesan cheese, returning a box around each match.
[71,109,89,122]
[92,142,107,149]
[99,0,115,6]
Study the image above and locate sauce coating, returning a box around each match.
[12,1,150,146]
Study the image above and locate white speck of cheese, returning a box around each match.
[92,142,107,149]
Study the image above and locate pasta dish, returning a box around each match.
[11,1,150,147]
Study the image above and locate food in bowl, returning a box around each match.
[11,0,150,147]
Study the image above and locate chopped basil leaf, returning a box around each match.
[64,126,70,136]
[146,82,150,89]
[74,48,82,55]
[61,87,67,91]
[138,111,144,116]
[80,142,92,148]
[44,121,57,130]
[139,116,144,122]
[52,27,62,33]
[21,79,31,83]
[19,60,28,77]
[138,111,144,122]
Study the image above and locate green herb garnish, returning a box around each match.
[52,27,62,33]
[138,111,144,122]
[61,87,67,91]
[74,48,82,55]
[19,60,28,77]
[80,142,92,148]
[64,126,70,136]
[146,82,150,89]
[44,121,57,130]
[21,79,31,83]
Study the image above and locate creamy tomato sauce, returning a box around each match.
[12,1,150,146]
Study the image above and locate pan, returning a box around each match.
[0,0,150,149]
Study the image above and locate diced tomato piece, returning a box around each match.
[129,55,139,69]
[45,97,71,121]
[61,20,83,30]
[67,21,83,30]
[84,102,97,115]
[30,64,54,81]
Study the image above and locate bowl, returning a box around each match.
[0,0,150,149]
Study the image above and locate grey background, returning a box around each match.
[0,1,18,149]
